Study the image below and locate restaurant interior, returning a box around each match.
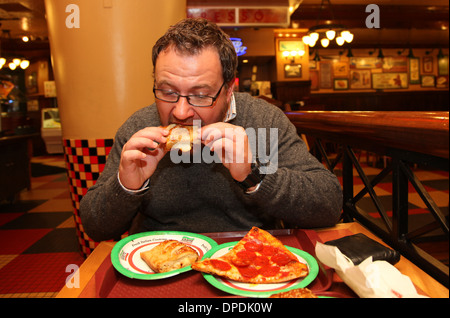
[0,0,448,298]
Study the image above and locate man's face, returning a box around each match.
[154,46,234,126]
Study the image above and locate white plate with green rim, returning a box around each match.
[200,241,319,298]
[111,231,217,280]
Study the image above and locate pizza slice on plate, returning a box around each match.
[191,227,309,283]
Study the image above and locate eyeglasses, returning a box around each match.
[153,82,225,107]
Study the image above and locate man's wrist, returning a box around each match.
[235,158,265,193]
[117,171,150,194]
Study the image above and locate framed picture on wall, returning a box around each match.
[421,75,435,87]
[350,70,371,89]
[422,56,433,73]
[372,73,408,89]
[279,40,303,51]
[26,72,38,94]
[349,57,382,69]
[334,78,349,90]
[319,61,333,89]
[409,57,420,84]
[333,62,349,77]
[438,55,449,75]
[284,64,302,78]
[382,56,408,72]
[436,75,448,88]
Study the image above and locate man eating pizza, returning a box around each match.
[79,18,343,241]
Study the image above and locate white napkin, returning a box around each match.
[315,242,427,298]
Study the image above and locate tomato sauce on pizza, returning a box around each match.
[191,227,309,284]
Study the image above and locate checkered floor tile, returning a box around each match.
[0,253,84,296]
[0,156,85,298]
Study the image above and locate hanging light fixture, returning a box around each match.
[320,38,330,48]
[20,60,30,69]
[336,36,345,46]
[325,30,336,40]
[301,0,354,48]
[0,57,30,70]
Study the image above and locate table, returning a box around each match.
[286,111,449,287]
[57,222,448,298]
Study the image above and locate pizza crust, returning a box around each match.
[269,288,317,298]
[140,240,199,273]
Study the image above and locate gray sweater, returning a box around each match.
[80,93,342,241]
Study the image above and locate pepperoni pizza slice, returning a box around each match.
[191,227,309,284]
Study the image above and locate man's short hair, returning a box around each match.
[152,18,237,83]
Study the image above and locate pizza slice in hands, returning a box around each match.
[164,124,199,152]
[191,227,309,284]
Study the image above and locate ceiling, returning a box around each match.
[0,0,48,59]
[292,0,449,30]
[0,0,448,60]
[0,0,47,39]
[290,0,449,48]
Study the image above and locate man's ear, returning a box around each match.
[226,79,236,99]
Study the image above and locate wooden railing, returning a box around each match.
[286,111,449,287]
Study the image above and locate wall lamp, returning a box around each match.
[282,49,305,63]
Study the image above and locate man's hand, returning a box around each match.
[201,123,252,182]
[118,127,169,190]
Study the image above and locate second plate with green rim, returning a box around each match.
[200,241,319,297]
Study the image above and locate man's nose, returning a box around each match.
[172,96,194,121]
